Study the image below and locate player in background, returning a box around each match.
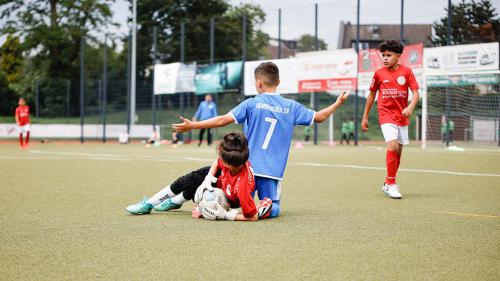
[361,40,420,199]
[15,97,31,149]
[126,132,272,221]
[193,94,218,146]
[173,62,349,218]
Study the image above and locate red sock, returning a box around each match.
[25,131,30,145]
[385,150,398,184]
[19,133,24,147]
[396,154,401,172]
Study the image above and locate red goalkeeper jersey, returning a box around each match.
[15,105,30,126]
[369,65,419,126]
[216,158,257,218]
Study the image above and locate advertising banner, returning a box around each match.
[244,58,299,95]
[426,73,500,87]
[195,61,243,94]
[297,53,357,92]
[359,43,423,72]
[424,42,499,74]
[244,52,357,95]
[358,43,424,91]
[154,62,196,94]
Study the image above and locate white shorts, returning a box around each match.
[18,124,30,134]
[380,123,409,145]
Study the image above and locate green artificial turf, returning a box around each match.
[0,143,499,280]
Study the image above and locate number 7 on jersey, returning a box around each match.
[262,117,277,150]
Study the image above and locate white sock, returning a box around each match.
[171,193,188,205]
[146,185,175,205]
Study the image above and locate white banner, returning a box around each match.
[0,124,159,139]
[243,50,358,95]
[154,62,196,94]
[296,53,357,92]
[244,58,298,95]
[424,42,499,74]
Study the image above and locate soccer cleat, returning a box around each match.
[257,197,273,219]
[382,183,402,199]
[126,198,153,215]
[153,198,182,212]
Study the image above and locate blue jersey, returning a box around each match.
[194,101,218,121]
[230,93,315,180]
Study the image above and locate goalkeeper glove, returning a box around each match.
[201,203,238,221]
[193,174,217,204]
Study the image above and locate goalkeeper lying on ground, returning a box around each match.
[126,132,272,221]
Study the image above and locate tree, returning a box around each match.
[0,34,23,84]
[225,4,270,60]
[0,0,117,117]
[132,0,269,78]
[296,34,328,52]
[0,69,18,116]
[431,0,500,46]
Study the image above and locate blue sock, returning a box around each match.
[269,201,281,218]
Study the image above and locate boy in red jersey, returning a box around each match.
[15,97,31,148]
[361,40,420,199]
[126,132,272,221]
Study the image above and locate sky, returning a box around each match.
[227,0,500,49]
[2,0,500,50]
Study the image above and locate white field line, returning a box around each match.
[30,150,122,158]
[295,162,500,177]
[0,156,67,160]
[28,150,212,163]
[16,151,500,177]
[28,150,185,162]
[87,157,134,161]
[362,145,500,154]
[434,211,500,219]
[23,150,212,163]
[181,157,214,162]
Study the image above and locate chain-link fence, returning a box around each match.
[7,73,391,143]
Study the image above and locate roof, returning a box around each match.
[338,21,433,49]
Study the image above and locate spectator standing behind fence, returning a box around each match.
[441,115,447,145]
[340,121,350,145]
[340,118,355,145]
[446,118,454,147]
[304,126,311,143]
[193,95,218,146]
[441,116,455,147]
[347,118,355,142]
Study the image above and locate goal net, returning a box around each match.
[422,71,500,148]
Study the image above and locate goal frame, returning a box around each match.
[421,70,500,149]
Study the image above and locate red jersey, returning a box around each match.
[216,158,257,218]
[369,65,419,126]
[15,105,30,126]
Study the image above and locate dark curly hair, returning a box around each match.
[218,132,249,167]
[379,40,404,54]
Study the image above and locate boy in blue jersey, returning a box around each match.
[173,62,348,218]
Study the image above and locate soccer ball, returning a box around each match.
[198,188,230,212]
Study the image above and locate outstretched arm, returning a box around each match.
[314,90,349,123]
[172,113,235,133]
[362,91,376,131]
